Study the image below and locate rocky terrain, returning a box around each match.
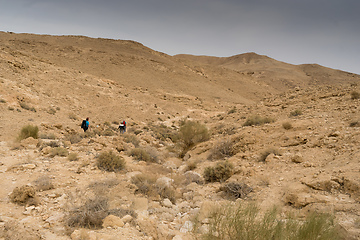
[0,32,360,239]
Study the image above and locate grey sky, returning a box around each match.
[1,0,359,74]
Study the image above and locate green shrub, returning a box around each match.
[96,151,125,172]
[243,115,274,126]
[49,147,69,157]
[203,161,233,183]
[351,91,360,99]
[290,109,302,117]
[201,202,342,240]
[17,125,39,141]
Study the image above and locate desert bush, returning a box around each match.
[0,98,6,103]
[290,109,302,117]
[157,184,177,204]
[203,161,234,183]
[208,138,237,160]
[122,133,140,147]
[282,122,293,130]
[68,152,79,161]
[201,202,342,240]
[351,91,360,99]
[129,147,159,163]
[9,185,37,206]
[220,182,253,200]
[243,115,275,126]
[67,196,109,229]
[33,176,54,191]
[259,148,281,162]
[49,147,69,157]
[96,151,125,172]
[177,120,209,157]
[17,125,39,141]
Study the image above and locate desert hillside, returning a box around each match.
[0,32,360,240]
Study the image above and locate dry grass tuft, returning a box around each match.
[33,176,54,191]
[220,182,252,200]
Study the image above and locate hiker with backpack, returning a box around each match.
[118,120,126,133]
[81,117,90,132]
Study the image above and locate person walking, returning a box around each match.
[81,117,90,132]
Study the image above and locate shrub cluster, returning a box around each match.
[351,91,360,99]
[203,161,234,183]
[96,151,125,172]
[49,147,69,157]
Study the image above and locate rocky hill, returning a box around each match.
[0,32,360,239]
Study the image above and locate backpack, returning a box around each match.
[81,120,87,129]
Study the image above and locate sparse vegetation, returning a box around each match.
[0,98,6,103]
[122,133,140,147]
[243,115,275,126]
[203,161,234,183]
[17,125,39,141]
[39,132,56,139]
[65,133,82,144]
[150,123,178,142]
[201,202,342,240]
[96,151,125,172]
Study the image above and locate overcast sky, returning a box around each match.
[1,0,359,74]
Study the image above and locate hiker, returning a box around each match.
[81,117,90,132]
[118,120,126,133]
